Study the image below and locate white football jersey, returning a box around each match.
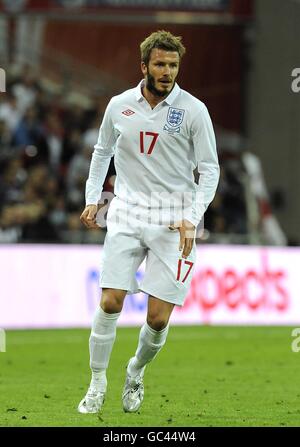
[86,80,220,226]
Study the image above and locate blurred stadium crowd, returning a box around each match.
[0,65,115,243]
[0,65,287,245]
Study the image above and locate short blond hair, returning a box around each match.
[140,30,186,65]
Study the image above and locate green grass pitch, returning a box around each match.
[1,326,300,427]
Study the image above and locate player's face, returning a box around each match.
[141,48,180,98]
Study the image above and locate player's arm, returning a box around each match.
[169,105,219,258]
[80,100,117,229]
[189,103,220,227]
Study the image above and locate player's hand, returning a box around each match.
[169,219,196,259]
[80,204,102,229]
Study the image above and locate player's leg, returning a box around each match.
[78,288,126,414]
[78,199,147,413]
[89,287,126,388]
[122,296,174,413]
[122,224,196,413]
[128,296,174,375]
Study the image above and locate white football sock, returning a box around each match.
[128,322,169,377]
[89,306,121,390]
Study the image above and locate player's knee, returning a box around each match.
[100,296,121,314]
[100,289,124,313]
[147,315,168,332]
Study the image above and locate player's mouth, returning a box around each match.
[158,79,172,86]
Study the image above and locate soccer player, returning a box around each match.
[78,30,220,414]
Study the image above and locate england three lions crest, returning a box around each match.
[164,107,185,133]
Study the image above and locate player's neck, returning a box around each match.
[142,86,166,109]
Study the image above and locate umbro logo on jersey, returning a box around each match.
[122,109,135,116]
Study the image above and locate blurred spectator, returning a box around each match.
[81,94,107,130]
[61,128,83,166]
[12,106,49,166]
[204,131,248,236]
[0,93,22,133]
[11,68,40,114]
[82,116,99,149]
[49,195,68,231]
[205,129,287,245]
[0,205,22,243]
[43,112,64,171]
[0,157,27,204]
[241,148,287,246]
[0,119,12,159]
[64,103,85,132]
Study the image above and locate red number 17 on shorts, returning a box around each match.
[176,259,194,283]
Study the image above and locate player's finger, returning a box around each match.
[182,238,193,259]
[86,210,98,228]
[88,222,100,229]
[178,226,185,251]
[80,211,90,228]
[87,209,96,221]
[85,218,99,229]
[86,215,98,228]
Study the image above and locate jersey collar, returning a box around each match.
[135,79,180,105]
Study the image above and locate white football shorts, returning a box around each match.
[99,197,196,306]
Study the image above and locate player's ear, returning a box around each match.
[141,61,147,76]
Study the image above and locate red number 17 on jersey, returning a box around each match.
[140,131,159,155]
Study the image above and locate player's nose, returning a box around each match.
[163,65,171,75]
